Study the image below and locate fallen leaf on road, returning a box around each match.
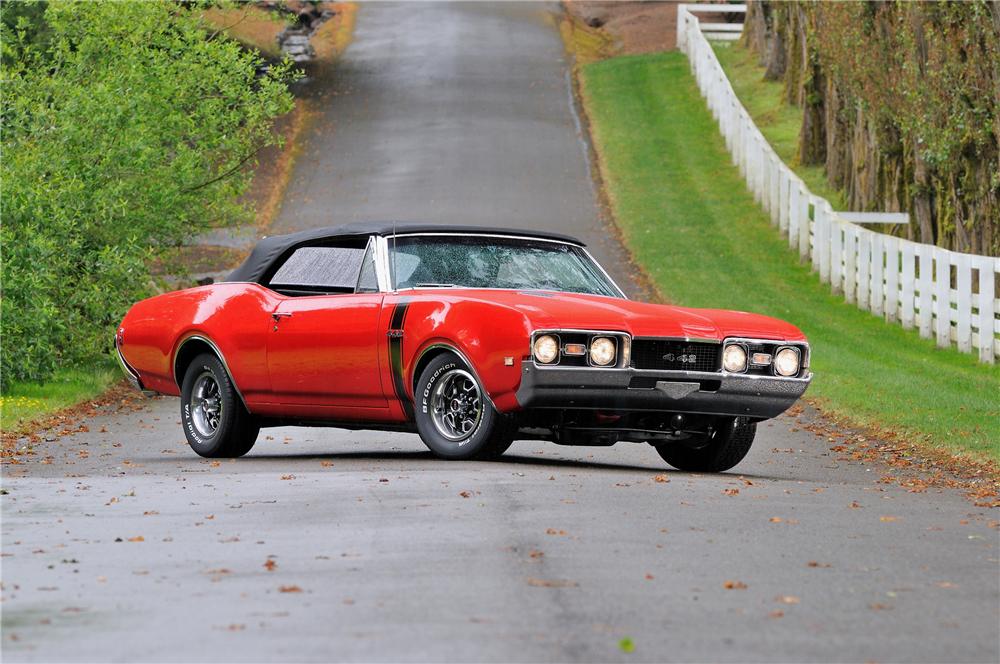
[870,602,892,610]
[545,528,567,536]
[619,637,635,653]
[209,461,221,468]
[723,580,747,590]
[769,610,785,619]
[776,595,800,604]
[143,510,159,516]
[528,550,544,559]
[127,536,144,542]
[769,517,783,523]
[807,561,831,568]
[279,585,302,593]
[320,461,334,467]
[879,516,898,522]
[936,581,956,588]
[653,475,670,483]
[849,501,862,509]
[280,475,295,480]
[723,489,739,496]
[645,574,654,580]
[459,491,471,498]
[263,560,277,572]
[527,577,578,588]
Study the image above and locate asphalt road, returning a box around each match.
[3,3,997,662]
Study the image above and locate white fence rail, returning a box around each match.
[677,4,1000,363]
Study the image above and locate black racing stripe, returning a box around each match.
[388,299,414,420]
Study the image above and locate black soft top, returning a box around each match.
[224,221,585,284]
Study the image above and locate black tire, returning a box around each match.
[654,417,756,473]
[180,353,259,458]
[414,353,518,460]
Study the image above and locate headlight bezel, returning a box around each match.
[772,346,801,377]
[588,336,617,367]
[722,342,749,373]
[532,334,560,365]
[530,330,630,369]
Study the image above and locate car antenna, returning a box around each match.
[391,220,397,293]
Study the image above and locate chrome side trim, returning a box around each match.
[411,343,497,409]
[115,328,159,397]
[174,335,250,411]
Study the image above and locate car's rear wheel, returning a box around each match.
[180,353,259,458]
[653,417,756,473]
[414,353,517,460]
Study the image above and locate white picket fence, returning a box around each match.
[677,4,1000,363]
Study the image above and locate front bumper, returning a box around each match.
[515,362,810,419]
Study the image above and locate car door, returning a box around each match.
[264,238,388,409]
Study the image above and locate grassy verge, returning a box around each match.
[712,41,845,210]
[578,52,1000,462]
[1,361,120,436]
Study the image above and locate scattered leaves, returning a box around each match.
[723,580,747,590]
[263,559,277,572]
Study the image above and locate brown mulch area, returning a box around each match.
[563,0,682,55]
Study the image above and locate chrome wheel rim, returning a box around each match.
[190,372,223,438]
[430,369,483,442]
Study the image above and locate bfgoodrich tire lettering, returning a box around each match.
[654,417,757,473]
[414,353,517,460]
[180,353,259,458]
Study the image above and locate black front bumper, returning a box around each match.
[515,362,810,420]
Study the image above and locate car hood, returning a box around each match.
[430,289,807,342]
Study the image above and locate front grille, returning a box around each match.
[630,339,721,373]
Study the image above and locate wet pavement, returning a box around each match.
[2,3,997,662]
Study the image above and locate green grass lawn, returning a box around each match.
[712,42,845,209]
[1,361,121,436]
[579,52,1000,462]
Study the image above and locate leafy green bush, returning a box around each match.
[1,1,295,387]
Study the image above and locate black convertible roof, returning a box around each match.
[224,221,585,284]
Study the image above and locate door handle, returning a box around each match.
[271,312,293,321]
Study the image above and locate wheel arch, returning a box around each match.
[173,335,249,410]
[411,342,495,409]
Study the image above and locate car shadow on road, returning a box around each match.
[147,448,785,480]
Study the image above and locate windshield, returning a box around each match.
[388,235,622,298]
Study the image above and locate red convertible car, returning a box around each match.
[116,223,811,472]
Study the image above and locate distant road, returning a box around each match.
[3,4,996,663]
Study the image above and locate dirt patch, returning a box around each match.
[563,0,682,55]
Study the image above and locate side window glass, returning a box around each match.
[356,243,379,293]
[269,246,365,294]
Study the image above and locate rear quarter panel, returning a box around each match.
[119,284,276,400]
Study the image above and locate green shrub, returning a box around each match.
[1,1,295,387]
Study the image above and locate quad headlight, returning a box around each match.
[589,337,617,366]
[532,334,559,364]
[773,347,801,377]
[722,343,748,373]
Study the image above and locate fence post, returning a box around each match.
[843,224,857,304]
[830,214,843,295]
[798,189,811,263]
[870,233,884,317]
[884,236,899,323]
[858,231,871,311]
[978,258,996,363]
[955,254,972,354]
[900,241,915,329]
[788,180,800,249]
[917,244,933,339]
[934,250,951,348]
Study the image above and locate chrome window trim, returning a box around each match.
[173,334,250,411]
[382,232,627,299]
[530,328,632,369]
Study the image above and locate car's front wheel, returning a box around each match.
[653,417,756,473]
[414,353,516,460]
[180,353,259,458]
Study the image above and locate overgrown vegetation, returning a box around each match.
[1,0,296,388]
[742,1,999,256]
[580,52,1000,461]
